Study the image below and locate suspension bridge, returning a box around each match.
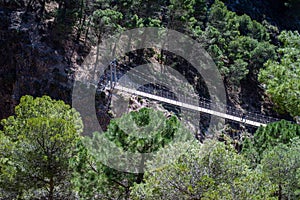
[102,64,281,128]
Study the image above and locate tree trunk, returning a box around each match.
[136,154,145,184]
[84,18,91,45]
[278,184,282,200]
[76,0,86,42]
[49,177,54,200]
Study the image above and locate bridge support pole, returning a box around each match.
[110,63,113,89]
[114,62,117,82]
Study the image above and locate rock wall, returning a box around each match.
[0,6,76,120]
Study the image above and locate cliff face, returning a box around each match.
[0,4,83,120]
[224,0,300,31]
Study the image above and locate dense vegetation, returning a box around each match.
[259,31,300,118]
[0,96,299,199]
[0,96,83,199]
[0,0,300,199]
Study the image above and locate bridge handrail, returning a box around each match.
[104,65,281,125]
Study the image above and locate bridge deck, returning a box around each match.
[113,84,266,127]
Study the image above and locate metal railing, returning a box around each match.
[102,64,281,126]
